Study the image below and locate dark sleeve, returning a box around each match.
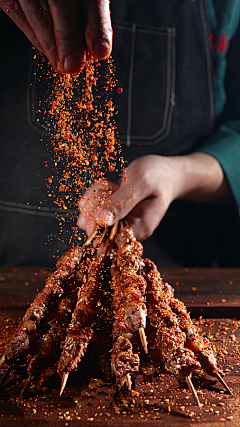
[198,121,240,215]
[197,21,240,216]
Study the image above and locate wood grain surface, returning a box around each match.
[0,267,239,317]
[0,268,240,425]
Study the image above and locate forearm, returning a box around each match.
[78,153,234,242]
[169,152,233,203]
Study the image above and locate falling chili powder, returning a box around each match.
[42,58,126,245]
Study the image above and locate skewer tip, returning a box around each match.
[139,327,148,354]
[214,371,233,395]
[186,376,201,408]
[59,373,69,396]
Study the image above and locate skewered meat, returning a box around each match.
[111,271,147,341]
[2,247,83,368]
[111,336,140,389]
[143,258,224,380]
[169,297,223,376]
[27,291,77,383]
[110,224,148,389]
[58,254,105,394]
[143,259,200,382]
[0,223,231,405]
[111,226,147,339]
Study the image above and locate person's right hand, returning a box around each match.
[78,153,232,242]
[78,179,120,237]
[0,0,112,73]
[78,155,179,241]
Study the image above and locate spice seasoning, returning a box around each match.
[43,59,126,245]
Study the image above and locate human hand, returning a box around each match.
[78,179,120,237]
[78,155,181,241]
[0,0,112,73]
[78,153,231,242]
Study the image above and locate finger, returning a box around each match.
[93,177,149,226]
[78,181,108,210]
[78,180,118,212]
[126,197,167,242]
[78,180,119,230]
[18,0,59,69]
[84,0,112,60]
[77,214,97,237]
[0,0,44,52]
[48,0,86,73]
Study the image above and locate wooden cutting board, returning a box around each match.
[0,316,239,426]
[0,267,240,426]
[0,267,239,317]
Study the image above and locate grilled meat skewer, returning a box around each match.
[169,294,232,394]
[0,224,230,405]
[58,226,111,395]
[112,225,148,348]
[111,336,140,390]
[1,246,83,370]
[58,256,101,394]
[143,259,201,405]
[143,258,231,394]
[17,291,77,402]
[110,224,148,389]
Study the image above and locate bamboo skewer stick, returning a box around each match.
[125,373,132,391]
[108,220,119,244]
[17,377,31,406]
[80,226,100,252]
[139,327,148,354]
[59,373,69,396]
[0,366,12,388]
[94,226,108,251]
[186,376,201,408]
[102,221,119,258]
[214,371,232,395]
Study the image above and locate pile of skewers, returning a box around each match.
[0,221,232,407]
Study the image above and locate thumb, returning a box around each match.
[127,196,168,241]
[93,178,143,226]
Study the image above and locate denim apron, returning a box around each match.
[108,0,240,268]
[0,4,240,267]
[110,0,215,162]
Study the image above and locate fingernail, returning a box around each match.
[63,55,79,73]
[96,210,114,226]
[63,53,86,74]
[93,38,111,59]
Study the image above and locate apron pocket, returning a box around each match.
[112,20,176,146]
